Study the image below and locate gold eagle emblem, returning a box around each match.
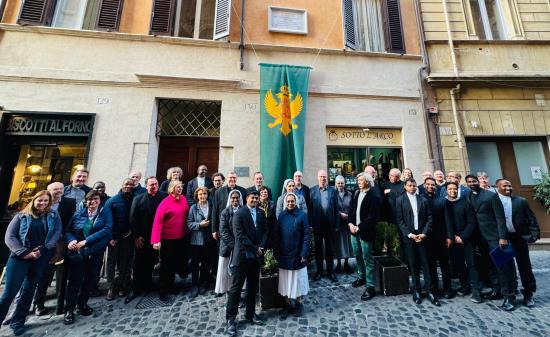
[264,84,303,136]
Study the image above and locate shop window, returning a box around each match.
[150,0,229,40]
[7,144,86,217]
[328,146,403,190]
[343,0,404,53]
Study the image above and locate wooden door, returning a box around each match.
[156,137,219,184]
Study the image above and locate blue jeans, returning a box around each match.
[0,251,52,330]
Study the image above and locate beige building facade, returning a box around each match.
[419,0,550,236]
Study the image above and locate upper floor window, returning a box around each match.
[343,0,405,54]
[465,0,523,40]
[150,0,231,40]
[18,0,124,31]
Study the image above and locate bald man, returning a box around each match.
[309,170,339,282]
[129,171,147,196]
[33,182,77,316]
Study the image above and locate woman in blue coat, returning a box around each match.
[0,190,61,336]
[63,190,112,325]
[275,193,311,319]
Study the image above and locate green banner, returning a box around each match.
[260,63,311,200]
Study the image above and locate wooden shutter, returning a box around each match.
[18,0,56,26]
[213,0,231,40]
[343,0,357,50]
[383,0,405,54]
[150,0,176,35]
[96,0,123,31]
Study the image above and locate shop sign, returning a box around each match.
[326,128,401,146]
[4,115,93,136]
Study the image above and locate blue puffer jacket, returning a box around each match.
[104,191,133,240]
[65,207,112,255]
[274,208,311,270]
[5,211,62,257]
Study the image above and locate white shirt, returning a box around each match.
[498,193,515,233]
[406,192,419,237]
[197,176,205,188]
[356,190,367,226]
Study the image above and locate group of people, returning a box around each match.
[0,163,540,337]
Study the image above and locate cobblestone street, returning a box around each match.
[1,251,549,337]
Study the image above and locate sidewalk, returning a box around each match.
[1,251,549,337]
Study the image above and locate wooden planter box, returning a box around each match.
[259,274,284,309]
[374,255,409,296]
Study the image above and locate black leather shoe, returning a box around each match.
[328,273,338,283]
[76,304,93,316]
[487,290,503,301]
[190,286,199,298]
[226,319,237,337]
[313,272,322,281]
[427,292,441,306]
[245,313,265,326]
[501,297,515,311]
[443,289,455,299]
[352,279,366,288]
[524,297,535,308]
[280,304,289,320]
[361,287,375,301]
[63,311,75,325]
[34,305,48,316]
[125,291,138,304]
[412,292,422,304]
[294,302,304,317]
[471,292,483,304]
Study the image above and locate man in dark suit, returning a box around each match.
[293,171,311,211]
[247,171,273,201]
[439,171,470,199]
[421,177,453,299]
[383,168,404,224]
[186,165,214,206]
[396,178,439,306]
[33,182,77,316]
[130,171,147,196]
[63,168,91,207]
[496,179,540,308]
[309,170,339,282]
[348,173,382,300]
[225,191,267,337]
[125,177,168,304]
[466,175,516,311]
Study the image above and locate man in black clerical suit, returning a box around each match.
[396,178,440,306]
[246,171,273,201]
[125,177,168,304]
[466,175,516,311]
[225,191,267,337]
[421,177,453,299]
[186,165,214,206]
[496,179,540,308]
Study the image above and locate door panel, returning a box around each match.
[156,137,219,184]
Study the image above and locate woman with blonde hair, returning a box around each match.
[152,180,190,301]
[160,166,183,193]
[0,190,62,335]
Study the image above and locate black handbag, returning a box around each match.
[66,247,91,263]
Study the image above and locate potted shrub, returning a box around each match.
[259,249,283,309]
[534,173,550,214]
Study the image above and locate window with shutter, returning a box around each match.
[18,0,56,26]
[213,0,231,40]
[343,0,358,50]
[383,0,405,54]
[96,0,123,31]
[151,0,177,35]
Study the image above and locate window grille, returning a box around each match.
[156,99,221,137]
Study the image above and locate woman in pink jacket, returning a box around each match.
[151,180,189,301]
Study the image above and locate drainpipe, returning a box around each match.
[239,0,246,70]
[413,0,439,171]
[442,0,459,77]
[450,84,468,175]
